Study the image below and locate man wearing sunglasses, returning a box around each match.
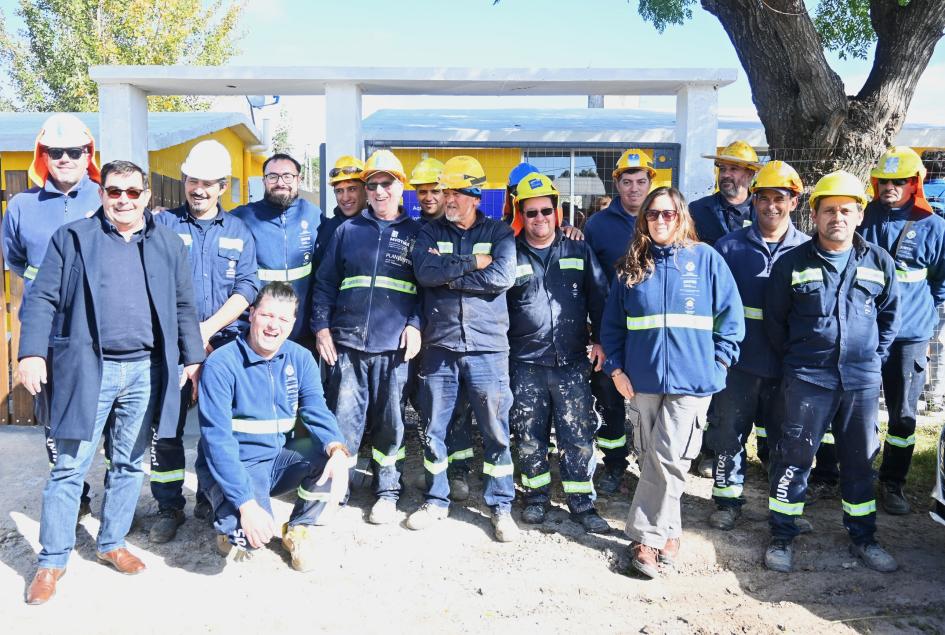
[19,160,204,604]
[232,153,321,349]
[313,155,366,271]
[859,146,945,515]
[146,140,260,543]
[2,113,105,522]
[690,141,762,246]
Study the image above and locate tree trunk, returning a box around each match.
[701,0,945,185]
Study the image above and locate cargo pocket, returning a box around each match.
[681,410,706,460]
[628,404,644,455]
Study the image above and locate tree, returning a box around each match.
[0,0,244,112]
[271,107,292,155]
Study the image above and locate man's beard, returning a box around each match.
[265,188,298,208]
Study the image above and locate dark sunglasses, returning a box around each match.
[104,186,145,200]
[878,178,909,186]
[365,180,394,192]
[524,207,555,219]
[329,165,362,178]
[45,147,88,160]
[644,209,678,222]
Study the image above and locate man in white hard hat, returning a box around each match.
[2,113,104,519]
[149,140,260,543]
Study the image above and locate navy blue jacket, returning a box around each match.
[155,204,260,346]
[584,198,637,283]
[312,210,422,353]
[18,210,205,441]
[689,192,754,246]
[859,199,945,342]
[601,242,744,396]
[764,235,900,391]
[507,230,608,366]
[412,212,516,352]
[313,205,358,273]
[714,222,810,378]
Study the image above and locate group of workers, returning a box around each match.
[5,113,944,605]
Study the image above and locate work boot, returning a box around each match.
[405,503,448,530]
[597,466,624,495]
[368,498,398,525]
[571,509,610,534]
[521,503,547,525]
[448,472,470,502]
[149,508,185,544]
[796,518,814,535]
[78,496,92,521]
[629,542,660,579]
[708,506,740,531]
[659,537,680,566]
[764,538,794,573]
[695,453,714,479]
[216,534,253,562]
[282,524,318,572]
[491,511,520,543]
[193,496,213,522]
[805,480,838,507]
[849,541,898,573]
[880,482,911,515]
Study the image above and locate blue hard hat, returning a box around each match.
[508,162,540,188]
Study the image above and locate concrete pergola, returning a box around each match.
[90,66,737,206]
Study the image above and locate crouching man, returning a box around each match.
[196,282,350,571]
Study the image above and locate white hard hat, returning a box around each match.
[181,140,232,180]
[37,113,94,148]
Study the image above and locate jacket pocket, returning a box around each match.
[792,281,826,317]
[217,246,241,281]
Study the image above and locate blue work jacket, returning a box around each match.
[313,205,358,273]
[714,222,810,378]
[584,198,637,283]
[312,209,422,353]
[764,235,900,391]
[689,192,754,246]
[601,242,744,396]
[412,211,516,353]
[506,231,608,366]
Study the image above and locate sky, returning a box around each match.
[2,0,943,155]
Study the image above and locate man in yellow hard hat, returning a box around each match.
[860,147,945,514]
[691,141,761,246]
[313,155,366,270]
[764,171,900,574]
[409,157,446,222]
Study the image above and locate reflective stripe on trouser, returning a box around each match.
[406,355,475,474]
[624,393,711,549]
[150,381,191,510]
[879,339,928,486]
[590,369,629,471]
[509,359,596,514]
[769,376,879,545]
[325,345,408,501]
[417,348,514,512]
[202,437,332,550]
[704,368,783,509]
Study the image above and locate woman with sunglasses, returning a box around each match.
[600,186,744,578]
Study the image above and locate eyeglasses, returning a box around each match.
[104,186,145,200]
[365,180,395,192]
[644,209,678,222]
[45,147,88,160]
[524,207,555,219]
[264,172,299,184]
[329,166,362,178]
[878,178,909,186]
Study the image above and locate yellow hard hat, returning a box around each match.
[329,155,365,185]
[809,170,868,211]
[409,158,445,186]
[750,160,803,195]
[870,146,925,180]
[511,172,561,236]
[613,148,656,180]
[702,141,761,171]
[439,155,487,191]
[361,150,405,183]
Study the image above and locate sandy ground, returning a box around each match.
[3,415,945,635]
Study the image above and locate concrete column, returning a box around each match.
[98,83,149,172]
[324,82,363,215]
[675,83,719,199]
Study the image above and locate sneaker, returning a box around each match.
[764,538,794,573]
[521,503,547,525]
[571,509,610,534]
[659,537,680,565]
[805,480,838,507]
[597,467,624,495]
[215,535,253,562]
[629,542,661,579]
[368,498,398,525]
[405,503,448,530]
[491,511,520,543]
[880,482,911,515]
[149,508,185,544]
[282,524,318,572]
[708,506,740,531]
[696,454,714,479]
[850,541,898,572]
[448,473,470,502]
[193,496,213,522]
[78,496,92,521]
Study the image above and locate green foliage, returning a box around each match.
[0,0,244,112]
[271,107,292,155]
[814,0,875,60]
[638,0,695,33]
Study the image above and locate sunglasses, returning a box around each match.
[104,186,145,200]
[46,147,87,160]
[329,165,362,178]
[524,207,555,219]
[644,209,678,222]
[365,180,395,192]
[878,178,909,186]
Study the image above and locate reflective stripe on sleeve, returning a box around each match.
[743,306,763,320]
[755,426,767,438]
[768,497,804,515]
[231,418,295,434]
[258,263,312,282]
[24,265,39,280]
[626,314,713,331]
[482,462,514,478]
[896,268,928,283]
[372,446,406,467]
[436,242,454,254]
[791,268,823,286]
[841,499,876,517]
[559,258,584,271]
[472,242,492,255]
[521,472,552,489]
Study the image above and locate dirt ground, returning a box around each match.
[3,414,945,635]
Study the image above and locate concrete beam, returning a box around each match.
[675,83,719,199]
[98,83,149,172]
[324,82,363,215]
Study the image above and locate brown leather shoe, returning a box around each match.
[97,548,146,575]
[26,568,66,605]
[660,537,680,565]
[629,541,660,579]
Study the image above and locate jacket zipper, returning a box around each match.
[661,254,669,393]
[364,219,385,349]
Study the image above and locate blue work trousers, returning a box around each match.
[879,339,929,486]
[590,369,629,471]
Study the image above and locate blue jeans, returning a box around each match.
[38,359,160,568]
